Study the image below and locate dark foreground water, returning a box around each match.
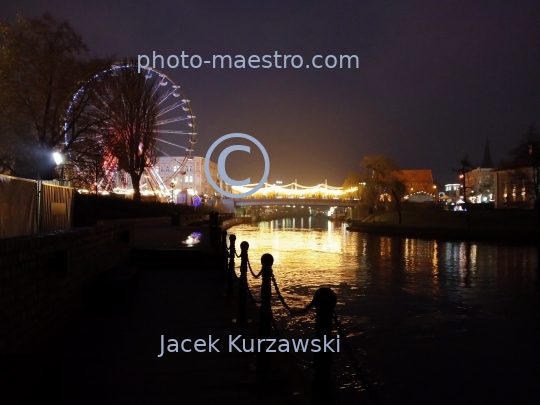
[230,217,540,405]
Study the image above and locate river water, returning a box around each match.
[230,217,540,404]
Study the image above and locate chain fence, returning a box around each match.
[224,236,383,404]
[247,258,262,278]
[271,273,315,315]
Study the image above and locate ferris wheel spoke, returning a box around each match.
[90,87,113,109]
[153,137,190,151]
[87,91,124,123]
[153,144,188,164]
[155,116,192,125]
[156,100,187,117]
[145,166,169,194]
[155,129,196,135]
[150,79,162,97]
[81,105,114,121]
[156,87,176,106]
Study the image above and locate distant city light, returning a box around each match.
[231,181,346,197]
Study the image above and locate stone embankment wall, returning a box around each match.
[221,216,251,230]
[0,224,133,354]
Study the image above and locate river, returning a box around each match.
[230,217,540,404]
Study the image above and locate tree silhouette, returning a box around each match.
[100,61,159,202]
[0,14,111,179]
[453,155,474,228]
[360,154,406,223]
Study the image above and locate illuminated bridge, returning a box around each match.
[231,197,357,207]
[227,181,359,207]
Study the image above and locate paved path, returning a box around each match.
[131,218,214,251]
[46,219,312,404]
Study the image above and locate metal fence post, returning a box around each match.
[226,234,236,297]
[258,253,273,370]
[235,241,249,324]
[209,210,219,227]
[221,230,228,278]
[312,287,337,405]
[209,211,220,252]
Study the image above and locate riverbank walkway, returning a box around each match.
[14,218,312,404]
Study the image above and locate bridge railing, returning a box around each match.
[218,229,383,405]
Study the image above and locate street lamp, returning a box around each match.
[53,152,65,184]
[90,153,100,195]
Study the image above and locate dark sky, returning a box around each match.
[2,0,540,186]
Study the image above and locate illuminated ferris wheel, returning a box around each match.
[64,63,196,197]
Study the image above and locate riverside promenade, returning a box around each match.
[14,218,311,404]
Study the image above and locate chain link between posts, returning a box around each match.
[247,258,262,278]
[271,274,315,315]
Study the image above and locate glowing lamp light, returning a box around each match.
[53,152,64,165]
[182,232,201,247]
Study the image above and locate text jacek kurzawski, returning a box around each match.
[157,334,340,357]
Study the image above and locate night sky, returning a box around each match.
[1,0,540,186]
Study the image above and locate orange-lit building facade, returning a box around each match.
[396,170,438,202]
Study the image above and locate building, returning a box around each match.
[396,170,438,202]
[464,168,494,203]
[464,140,495,203]
[444,183,461,203]
[492,166,535,209]
[151,156,230,200]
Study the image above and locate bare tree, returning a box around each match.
[453,155,474,228]
[360,154,406,223]
[100,61,159,202]
[0,14,111,179]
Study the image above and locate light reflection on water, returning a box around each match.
[231,217,540,403]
